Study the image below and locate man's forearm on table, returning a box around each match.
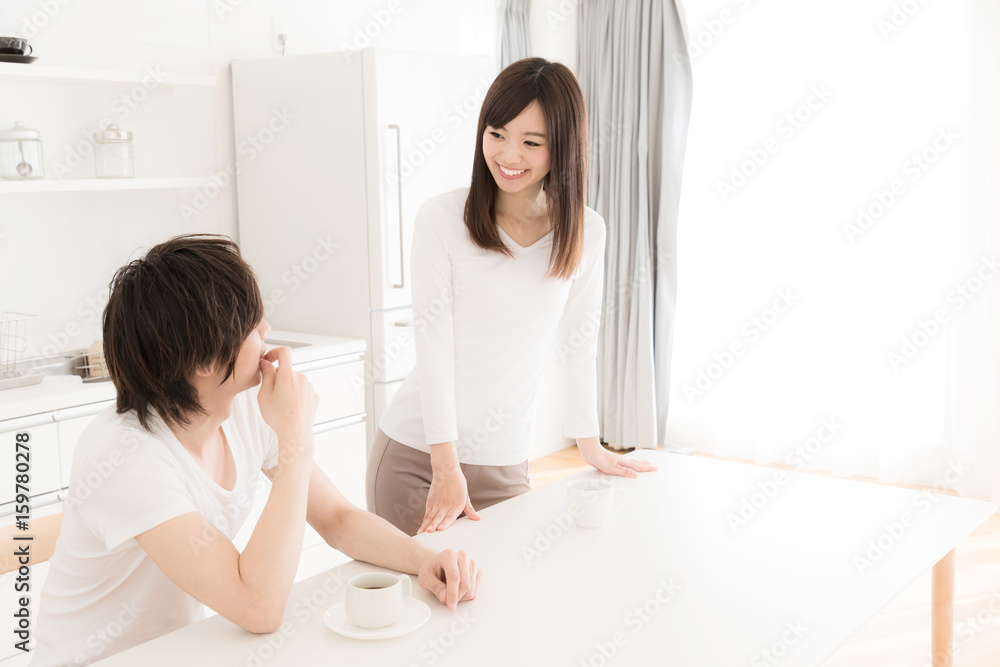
[324,508,436,574]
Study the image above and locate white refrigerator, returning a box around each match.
[231,48,496,451]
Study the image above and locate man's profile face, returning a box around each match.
[228,318,272,391]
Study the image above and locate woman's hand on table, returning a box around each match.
[417,549,482,611]
[419,464,481,533]
[577,436,658,478]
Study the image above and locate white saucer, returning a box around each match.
[323,598,431,640]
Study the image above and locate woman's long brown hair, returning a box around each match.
[464,57,589,280]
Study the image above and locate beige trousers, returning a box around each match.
[366,428,531,536]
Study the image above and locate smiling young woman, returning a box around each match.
[367,58,656,538]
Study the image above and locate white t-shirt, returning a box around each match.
[379,188,606,466]
[30,389,279,667]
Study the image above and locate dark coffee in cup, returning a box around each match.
[0,37,32,56]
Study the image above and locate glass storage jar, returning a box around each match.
[93,124,134,178]
[0,122,44,180]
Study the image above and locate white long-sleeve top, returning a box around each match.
[379,187,606,466]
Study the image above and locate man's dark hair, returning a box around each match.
[102,234,264,431]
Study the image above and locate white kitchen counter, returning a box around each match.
[0,375,115,423]
[265,329,366,364]
[0,330,365,423]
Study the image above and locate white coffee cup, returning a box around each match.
[567,478,627,528]
[344,572,412,629]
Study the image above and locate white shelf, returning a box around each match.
[0,177,212,193]
[0,62,216,87]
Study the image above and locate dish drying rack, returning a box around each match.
[0,311,45,390]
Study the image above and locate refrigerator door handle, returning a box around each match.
[388,124,405,289]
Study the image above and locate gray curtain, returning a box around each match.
[578,0,693,450]
[497,0,531,68]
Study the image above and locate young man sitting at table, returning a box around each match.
[30,235,481,666]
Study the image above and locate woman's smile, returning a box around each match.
[496,161,529,179]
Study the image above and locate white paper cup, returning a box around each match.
[567,478,627,528]
[344,572,412,629]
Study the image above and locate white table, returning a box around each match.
[93,450,995,666]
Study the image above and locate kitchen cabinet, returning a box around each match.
[297,358,365,425]
[369,307,417,384]
[0,417,60,510]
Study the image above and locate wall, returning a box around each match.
[528,0,578,71]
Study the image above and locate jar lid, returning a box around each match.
[94,124,132,142]
[0,122,41,141]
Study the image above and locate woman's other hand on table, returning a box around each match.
[578,436,658,478]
